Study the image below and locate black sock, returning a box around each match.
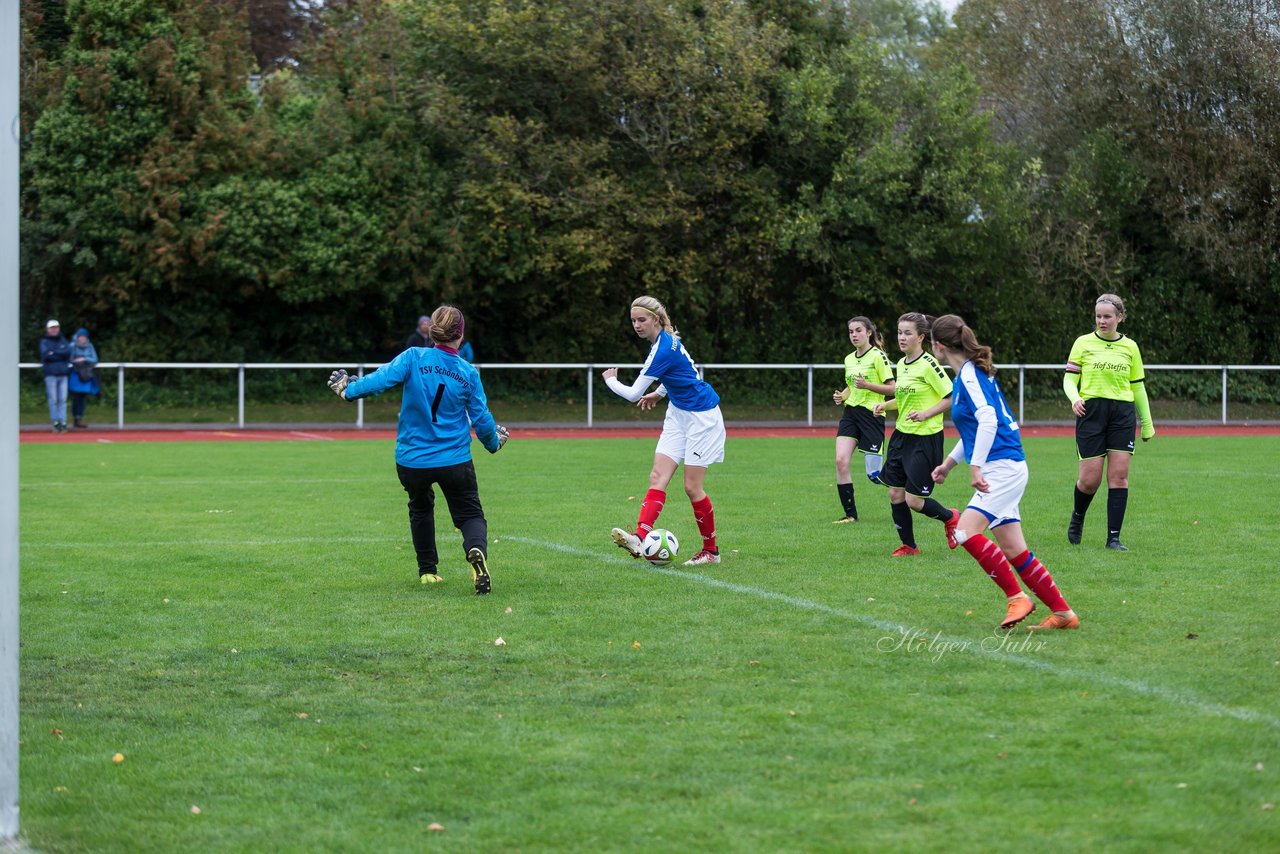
[837,483,857,519]
[891,502,916,547]
[1107,487,1128,541]
[918,497,952,523]
[1074,485,1095,518]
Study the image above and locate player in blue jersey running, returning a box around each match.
[928,315,1079,630]
[603,296,726,567]
[326,305,509,594]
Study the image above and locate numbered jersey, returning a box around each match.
[641,330,720,413]
[950,361,1024,465]
[343,345,501,468]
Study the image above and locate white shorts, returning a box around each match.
[965,458,1028,529]
[655,405,726,467]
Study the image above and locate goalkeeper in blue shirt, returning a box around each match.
[327,305,508,594]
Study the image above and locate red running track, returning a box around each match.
[19,424,1280,443]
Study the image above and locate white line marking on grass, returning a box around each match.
[507,535,1280,730]
[23,536,403,549]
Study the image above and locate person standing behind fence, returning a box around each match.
[327,305,509,594]
[1063,293,1155,551]
[406,315,431,349]
[68,328,101,429]
[39,319,72,433]
[831,316,895,523]
[603,295,726,567]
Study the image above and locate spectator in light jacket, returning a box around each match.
[68,328,101,429]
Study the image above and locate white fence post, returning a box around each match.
[238,364,246,429]
[356,365,365,428]
[807,365,814,427]
[117,365,125,428]
[1018,365,1026,425]
[1222,365,1228,425]
[587,366,593,428]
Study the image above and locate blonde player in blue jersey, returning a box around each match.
[831,316,895,523]
[929,315,1079,630]
[326,305,509,594]
[604,296,726,567]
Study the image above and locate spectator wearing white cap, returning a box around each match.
[39,320,72,432]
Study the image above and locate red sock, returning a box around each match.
[962,535,1023,598]
[637,489,666,538]
[1010,550,1070,612]
[691,495,717,553]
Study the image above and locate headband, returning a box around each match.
[636,305,660,318]
[1096,298,1123,311]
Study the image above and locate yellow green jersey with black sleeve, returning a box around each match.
[843,347,894,411]
[891,352,951,436]
[1064,332,1155,439]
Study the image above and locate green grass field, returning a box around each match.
[17,434,1280,852]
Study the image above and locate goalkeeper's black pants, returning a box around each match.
[397,461,487,573]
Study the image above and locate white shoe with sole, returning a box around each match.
[683,549,720,566]
[611,527,642,558]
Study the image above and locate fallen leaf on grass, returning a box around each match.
[964,610,973,616]
[190,805,202,815]
[112,753,124,764]
[504,607,513,614]
[1186,633,1198,640]
[748,660,760,666]
[53,786,67,794]
[1256,762,1264,771]
[1176,783,1188,789]
[296,713,308,719]
[632,641,641,649]
[494,637,506,647]
[788,710,796,717]
[1262,803,1274,811]
[50,729,62,739]
[996,752,1008,759]
[908,798,918,806]
[428,823,446,831]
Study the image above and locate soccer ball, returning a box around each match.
[641,529,680,566]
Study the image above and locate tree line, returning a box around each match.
[18,0,1280,380]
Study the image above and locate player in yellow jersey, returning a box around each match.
[873,313,960,556]
[831,316,896,523]
[1063,293,1156,550]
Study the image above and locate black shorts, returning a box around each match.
[879,430,944,498]
[836,406,886,454]
[1075,398,1137,459]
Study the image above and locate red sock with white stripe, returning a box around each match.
[691,495,717,553]
[1010,550,1070,612]
[637,489,666,538]
[962,535,1022,598]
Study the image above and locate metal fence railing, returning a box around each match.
[19,362,1280,429]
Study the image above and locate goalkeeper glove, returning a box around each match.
[328,369,354,400]
[492,425,509,453]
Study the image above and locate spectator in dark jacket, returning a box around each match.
[406,315,431,349]
[39,319,72,432]
[68,328,101,429]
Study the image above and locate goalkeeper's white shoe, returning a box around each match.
[683,549,721,566]
[611,528,643,558]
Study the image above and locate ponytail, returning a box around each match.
[932,314,995,376]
